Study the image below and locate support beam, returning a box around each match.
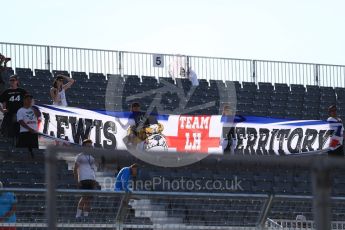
[312,158,332,230]
[115,193,130,230]
[45,149,57,230]
[257,194,274,229]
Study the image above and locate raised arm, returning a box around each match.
[62,75,75,90]
[50,88,60,103]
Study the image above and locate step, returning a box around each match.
[134,209,168,219]
[152,223,187,230]
[150,217,183,224]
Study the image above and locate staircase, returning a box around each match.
[129,199,186,230]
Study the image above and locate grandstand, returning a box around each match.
[0,42,345,229]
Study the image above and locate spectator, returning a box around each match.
[0,181,17,230]
[118,103,148,149]
[0,54,11,95]
[16,94,41,158]
[180,67,199,86]
[73,139,97,220]
[114,164,138,192]
[50,75,75,106]
[221,104,236,154]
[0,75,27,146]
[327,105,344,157]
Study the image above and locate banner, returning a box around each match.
[37,105,340,155]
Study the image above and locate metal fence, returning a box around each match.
[1,41,345,87]
[0,187,345,230]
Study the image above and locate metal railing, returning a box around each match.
[1,41,345,87]
[0,187,345,230]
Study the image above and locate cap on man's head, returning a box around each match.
[328,105,337,112]
[82,139,93,145]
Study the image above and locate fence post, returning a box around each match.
[45,148,57,230]
[118,51,123,77]
[257,195,274,229]
[115,193,130,230]
[314,64,320,86]
[312,158,331,230]
[251,60,257,84]
[46,46,51,71]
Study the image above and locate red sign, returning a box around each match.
[167,115,220,153]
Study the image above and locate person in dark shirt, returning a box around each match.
[0,54,11,95]
[116,103,150,149]
[0,75,27,141]
[130,102,148,132]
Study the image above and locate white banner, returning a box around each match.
[37,105,340,155]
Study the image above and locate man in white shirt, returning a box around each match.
[180,67,199,86]
[327,105,344,157]
[73,139,97,220]
[16,94,41,158]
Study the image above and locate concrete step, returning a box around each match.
[150,217,183,224]
[130,198,184,225]
[134,209,167,218]
[130,199,151,206]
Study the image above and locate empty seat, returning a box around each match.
[16,68,32,75]
[242,82,257,91]
[274,83,289,92]
[141,76,158,87]
[258,82,273,93]
[71,71,88,82]
[35,69,52,78]
[158,77,175,85]
[196,78,208,87]
[271,92,288,101]
[210,80,226,89]
[320,86,335,96]
[290,84,306,93]
[124,75,140,83]
[52,70,69,77]
[88,72,106,82]
[306,85,320,94]
[225,81,241,91]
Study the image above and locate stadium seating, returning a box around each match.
[1,67,344,120]
[1,67,345,227]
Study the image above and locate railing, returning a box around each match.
[1,41,345,87]
[0,187,345,230]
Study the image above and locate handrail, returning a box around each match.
[1,41,345,87]
[2,187,345,201]
[2,41,345,67]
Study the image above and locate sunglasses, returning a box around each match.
[9,79,17,82]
